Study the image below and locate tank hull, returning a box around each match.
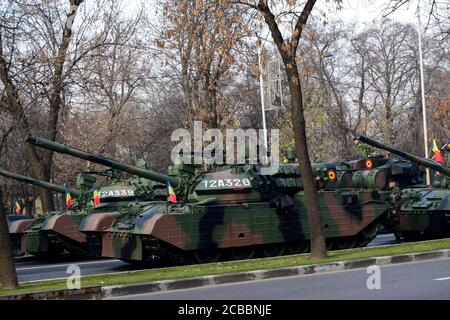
[22,213,95,259]
[101,190,391,263]
[392,188,450,240]
[7,215,35,256]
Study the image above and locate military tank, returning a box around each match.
[17,166,164,259]
[335,156,424,234]
[77,164,166,256]
[355,134,450,240]
[0,169,81,257]
[27,135,393,265]
[7,171,95,259]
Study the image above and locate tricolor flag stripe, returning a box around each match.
[15,201,21,214]
[93,190,100,207]
[167,179,177,203]
[432,139,445,164]
[65,192,73,208]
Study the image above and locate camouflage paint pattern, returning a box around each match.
[357,134,450,240]
[26,135,397,264]
[6,214,35,256]
[0,169,83,256]
[101,190,391,261]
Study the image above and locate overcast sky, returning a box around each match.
[121,0,424,32]
[328,0,418,23]
[123,0,420,24]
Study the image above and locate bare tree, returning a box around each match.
[154,0,251,130]
[0,0,85,211]
[234,0,345,259]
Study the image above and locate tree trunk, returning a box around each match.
[286,66,327,259]
[254,0,326,259]
[0,51,56,212]
[0,1,83,213]
[0,187,19,289]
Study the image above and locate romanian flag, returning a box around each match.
[15,199,21,214]
[93,190,100,207]
[167,179,177,203]
[432,140,445,164]
[65,191,73,208]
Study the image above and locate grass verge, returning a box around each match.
[1,238,450,296]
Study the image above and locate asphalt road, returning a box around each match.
[15,258,130,283]
[367,233,397,247]
[14,233,398,283]
[110,258,450,300]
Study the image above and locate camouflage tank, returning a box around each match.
[0,169,80,256]
[19,172,94,259]
[355,134,450,240]
[18,166,164,259]
[78,164,166,256]
[27,135,393,265]
[334,155,424,233]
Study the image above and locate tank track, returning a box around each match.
[10,235,24,257]
[132,219,383,265]
[85,234,102,258]
[44,232,98,260]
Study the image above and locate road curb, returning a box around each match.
[0,286,102,300]
[2,248,449,299]
[102,248,450,299]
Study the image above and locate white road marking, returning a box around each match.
[16,259,121,271]
[434,277,450,281]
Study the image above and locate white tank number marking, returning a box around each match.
[100,189,135,198]
[202,179,251,188]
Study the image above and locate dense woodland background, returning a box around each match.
[0,0,448,214]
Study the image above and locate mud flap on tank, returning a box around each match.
[26,232,48,253]
[102,233,143,261]
[356,219,379,247]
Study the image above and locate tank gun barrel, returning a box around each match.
[355,134,450,177]
[0,169,81,196]
[26,135,179,187]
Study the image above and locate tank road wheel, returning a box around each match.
[230,246,255,261]
[286,241,310,255]
[334,236,358,250]
[262,244,285,257]
[193,249,221,264]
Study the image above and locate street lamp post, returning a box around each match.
[258,49,268,154]
[417,6,431,185]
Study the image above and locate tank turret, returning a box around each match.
[355,134,450,241]
[27,136,359,207]
[355,134,450,179]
